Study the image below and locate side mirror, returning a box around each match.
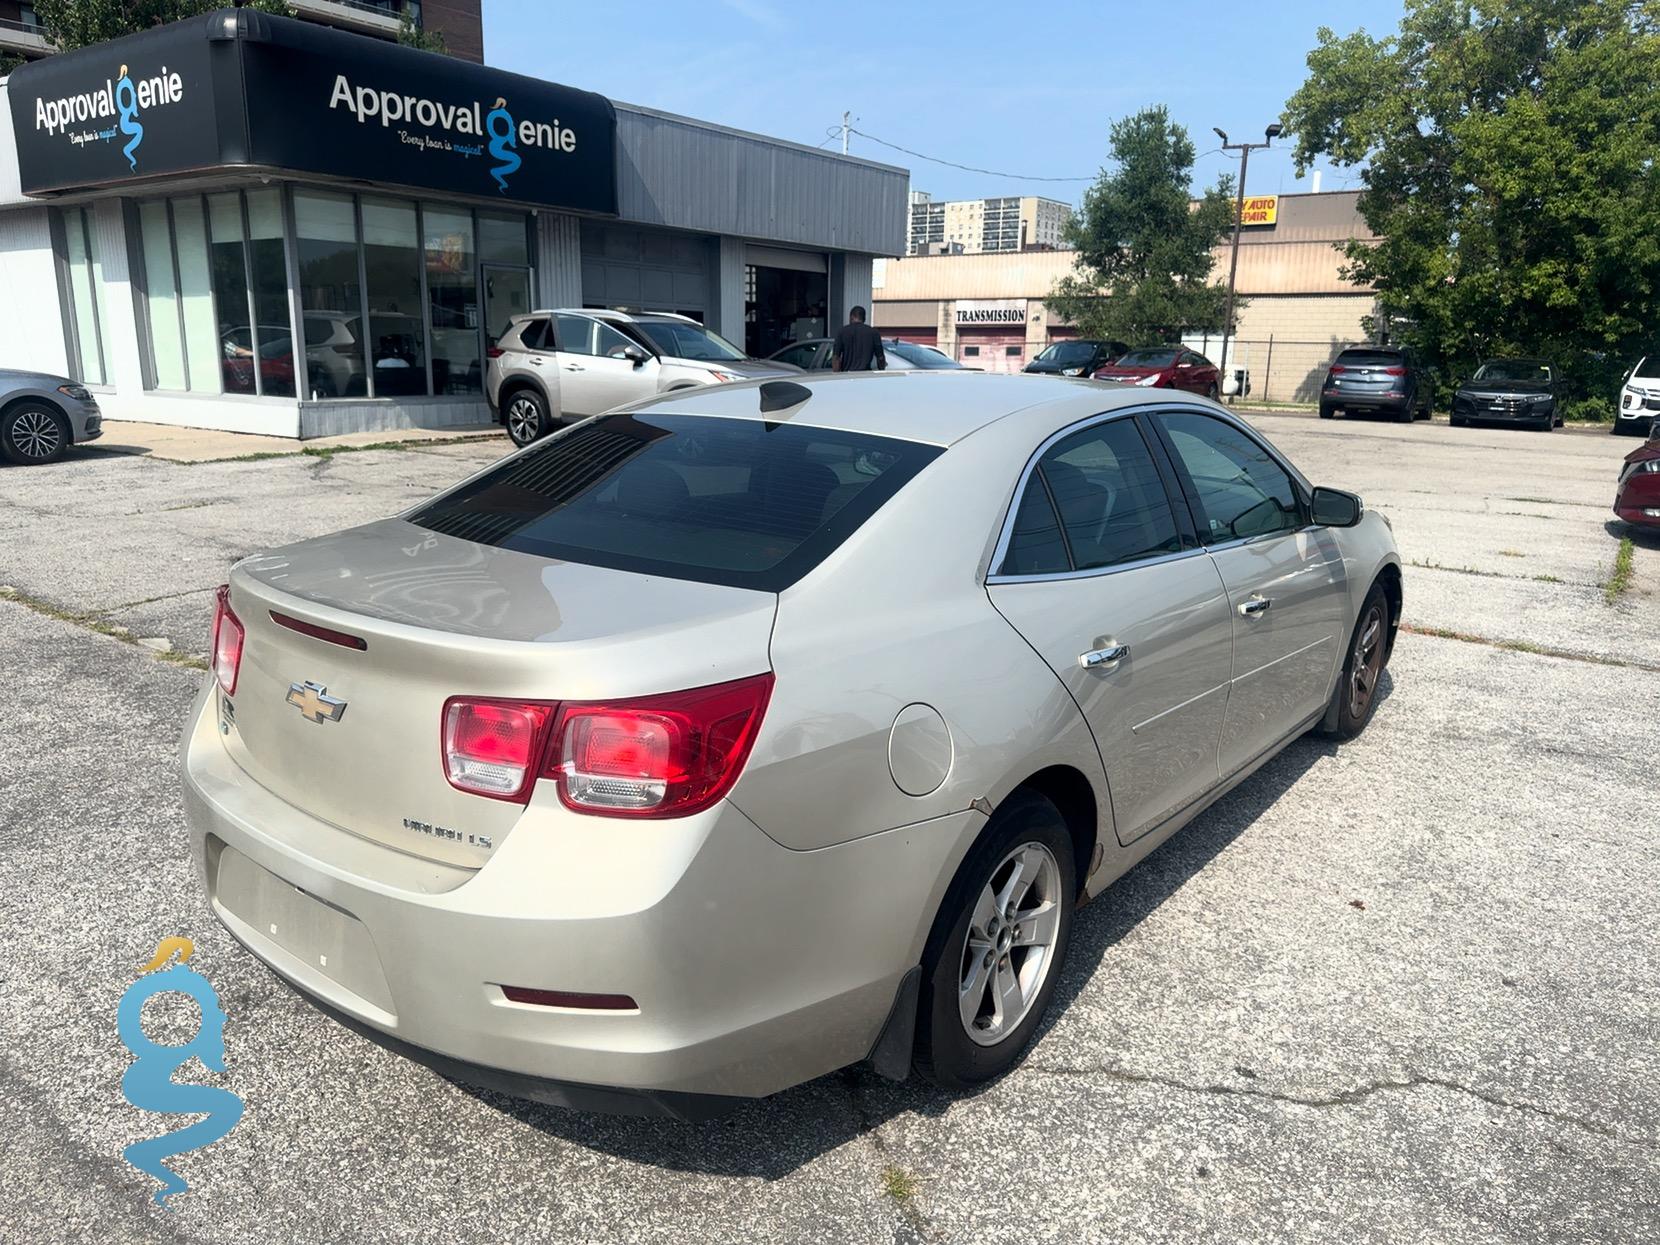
[621,345,650,367]
[1311,486,1363,527]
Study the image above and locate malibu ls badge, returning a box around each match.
[286,681,347,725]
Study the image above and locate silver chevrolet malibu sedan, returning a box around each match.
[182,372,1401,1118]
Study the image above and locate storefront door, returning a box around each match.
[483,265,533,346]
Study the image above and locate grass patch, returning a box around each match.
[1603,537,1636,605]
[1533,574,1563,584]
[1408,559,1508,579]
[0,584,208,671]
[881,1165,921,1206]
[199,433,501,466]
[1402,622,1657,672]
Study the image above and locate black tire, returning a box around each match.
[1320,581,1391,740]
[502,387,550,447]
[0,402,70,465]
[1394,403,1414,423]
[1450,414,1465,428]
[915,791,1076,1089]
[1206,383,1220,402]
[1319,406,1335,420]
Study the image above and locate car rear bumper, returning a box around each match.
[1321,389,1411,414]
[180,682,966,1109]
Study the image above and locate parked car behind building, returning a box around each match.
[1092,348,1220,399]
[1450,359,1562,430]
[1616,355,1660,437]
[1318,346,1433,422]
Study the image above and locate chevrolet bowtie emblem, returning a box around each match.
[286,681,347,725]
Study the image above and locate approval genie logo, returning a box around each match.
[33,62,182,170]
[115,64,143,170]
[329,74,578,194]
[486,96,520,193]
[117,937,244,1207]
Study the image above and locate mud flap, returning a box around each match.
[866,965,922,1081]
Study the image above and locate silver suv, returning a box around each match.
[486,309,801,446]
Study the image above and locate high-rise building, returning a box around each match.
[906,192,1070,256]
[0,0,484,66]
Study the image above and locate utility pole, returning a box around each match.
[841,111,851,155]
[1214,122,1281,400]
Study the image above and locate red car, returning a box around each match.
[1615,429,1660,529]
[1093,347,1221,399]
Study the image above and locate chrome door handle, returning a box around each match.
[1079,643,1128,670]
[1239,595,1272,617]
[528,357,544,366]
[563,364,585,372]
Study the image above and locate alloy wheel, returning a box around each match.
[957,842,1062,1046]
[9,409,63,460]
[506,396,541,445]
[1349,603,1386,718]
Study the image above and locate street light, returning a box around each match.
[1216,122,1283,401]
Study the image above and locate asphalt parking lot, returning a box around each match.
[1,412,1656,1243]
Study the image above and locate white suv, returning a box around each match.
[1617,355,1660,437]
[486,309,801,446]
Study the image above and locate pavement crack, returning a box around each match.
[100,585,219,614]
[1399,623,1660,673]
[1022,1062,1651,1148]
[839,1070,934,1243]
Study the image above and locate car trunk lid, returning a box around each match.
[219,518,777,869]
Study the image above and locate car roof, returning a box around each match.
[534,308,702,326]
[622,371,1167,447]
[1479,357,1550,365]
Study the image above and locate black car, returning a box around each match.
[1319,346,1434,422]
[1451,359,1562,430]
[766,337,966,371]
[1024,339,1128,377]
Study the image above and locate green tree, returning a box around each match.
[30,0,293,52]
[1283,0,1660,417]
[397,7,447,54]
[1046,105,1237,344]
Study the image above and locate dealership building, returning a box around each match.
[875,190,1380,403]
[0,9,904,437]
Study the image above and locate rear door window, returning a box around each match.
[410,414,942,591]
[999,417,1182,576]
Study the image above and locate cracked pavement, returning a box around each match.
[0,413,1656,1242]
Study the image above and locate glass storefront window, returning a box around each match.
[294,190,368,399]
[139,200,186,391]
[424,205,480,395]
[208,193,256,395]
[246,189,294,398]
[172,198,221,395]
[363,198,427,397]
[61,208,106,385]
[478,212,529,267]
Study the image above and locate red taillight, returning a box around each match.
[549,674,774,818]
[442,698,556,802]
[1382,365,1407,376]
[485,345,504,359]
[211,584,244,696]
[1328,364,1347,374]
[440,673,773,813]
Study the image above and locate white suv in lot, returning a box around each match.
[1617,355,1660,436]
[486,309,801,446]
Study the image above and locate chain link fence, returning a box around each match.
[1181,334,1365,406]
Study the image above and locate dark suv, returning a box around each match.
[1024,339,1129,377]
[1319,346,1433,422]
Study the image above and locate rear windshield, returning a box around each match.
[409,413,942,592]
[1334,348,1404,365]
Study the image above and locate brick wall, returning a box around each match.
[422,0,484,63]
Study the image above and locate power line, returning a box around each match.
[843,126,1095,183]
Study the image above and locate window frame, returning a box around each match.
[51,206,109,387]
[986,407,1202,584]
[1144,407,1314,550]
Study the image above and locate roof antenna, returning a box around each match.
[759,381,813,414]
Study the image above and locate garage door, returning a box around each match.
[581,222,713,321]
[957,330,1026,374]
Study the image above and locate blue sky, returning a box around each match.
[483,0,1404,205]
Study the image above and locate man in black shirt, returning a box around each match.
[831,306,887,372]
